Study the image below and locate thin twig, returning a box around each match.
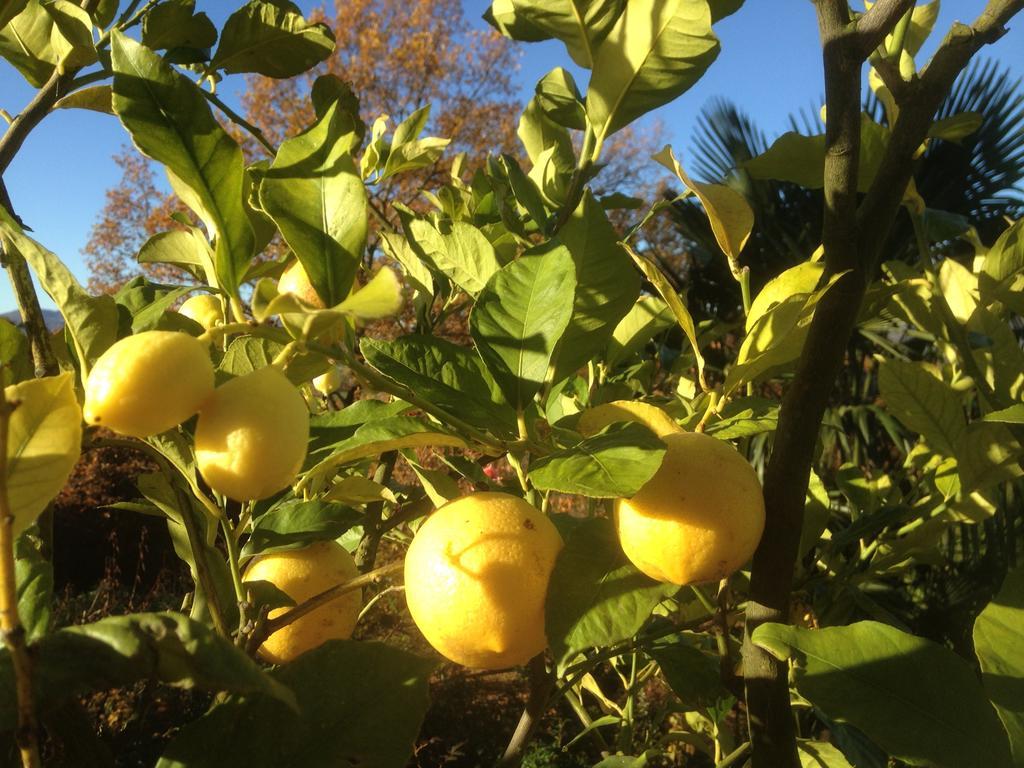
[855,0,916,57]
[202,89,276,156]
[0,395,42,768]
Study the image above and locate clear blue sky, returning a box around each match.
[1,1,1021,311]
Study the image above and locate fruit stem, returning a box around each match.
[0,396,42,768]
[496,654,554,767]
[220,517,249,638]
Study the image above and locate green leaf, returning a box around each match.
[529,422,666,497]
[625,244,707,389]
[141,0,217,55]
[211,0,334,78]
[708,0,743,22]
[753,621,1014,768]
[0,612,295,731]
[879,360,966,458]
[157,640,434,768]
[0,0,57,87]
[0,318,32,388]
[502,0,626,68]
[403,217,500,298]
[0,204,119,375]
[798,740,854,768]
[259,101,366,306]
[928,112,983,143]
[974,567,1024,767]
[723,272,844,398]
[957,421,1022,493]
[15,528,52,642]
[5,373,81,537]
[984,404,1024,424]
[53,84,114,114]
[705,397,779,440]
[111,30,254,294]
[242,499,361,558]
[552,191,641,381]
[535,67,586,130]
[361,335,517,436]
[654,145,753,265]
[471,243,576,409]
[647,636,726,709]
[747,260,824,333]
[218,336,329,386]
[546,516,677,668]
[45,0,96,69]
[587,0,719,139]
[136,227,215,280]
[0,0,28,29]
[334,266,403,320]
[606,295,672,369]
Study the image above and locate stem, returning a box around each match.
[718,742,752,768]
[220,517,247,636]
[354,451,397,571]
[497,654,554,767]
[0,396,41,768]
[202,89,276,156]
[0,246,57,378]
[261,560,402,637]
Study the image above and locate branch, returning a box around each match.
[0,397,42,768]
[496,654,554,767]
[855,0,916,57]
[0,243,58,378]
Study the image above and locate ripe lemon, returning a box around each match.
[278,260,324,308]
[615,431,765,585]
[244,541,361,664]
[83,331,214,438]
[178,294,223,330]
[404,492,563,669]
[195,366,309,501]
[577,400,682,438]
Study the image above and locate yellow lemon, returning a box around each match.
[83,331,214,438]
[615,431,765,585]
[577,400,682,438]
[404,492,563,670]
[178,294,223,330]
[244,541,361,664]
[278,260,325,308]
[195,366,309,501]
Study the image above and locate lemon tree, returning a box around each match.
[0,1,1022,767]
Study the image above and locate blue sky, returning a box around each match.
[1,0,1022,311]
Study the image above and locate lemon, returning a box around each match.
[178,294,223,330]
[577,400,682,438]
[404,492,563,669]
[244,541,361,664]
[83,331,214,438]
[615,431,765,585]
[195,366,309,501]
[278,260,324,308]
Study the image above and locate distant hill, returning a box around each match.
[2,309,64,331]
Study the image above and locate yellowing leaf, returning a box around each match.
[336,267,403,321]
[654,145,753,269]
[5,373,82,535]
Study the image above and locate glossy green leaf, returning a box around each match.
[625,243,707,390]
[535,67,586,130]
[335,267,402,320]
[957,421,1022,493]
[471,243,576,409]
[4,373,81,537]
[587,0,719,139]
[0,612,294,732]
[879,360,966,458]
[606,295,672,369]
[754,621,1014,768]
[928,112,983,143]
[111,31,254,294]
[53,84,114,114]
[502,0,626,68]
[361,335,517,436]
[259,101,365,306]
[0,319,31,387]
[403,217,500,297]
[529,422,666,497]
[0,0,56,87]
[45,0,96,68]
[141,0,217,54]
[647,636,726,709]
[985,404,1024,424]
[136,227,215,279]
[15,528,51,643]
[552,191,641,381]
[242,499,362,558]
[157,641,434,768]
[211,0,334,78]
[0,0,28,29]
[974,567,1024,766]
[218,336,329,386]
[546,517,676,668]
[798,740,854,768]
[747,260,824,332]
[485,0,551,42]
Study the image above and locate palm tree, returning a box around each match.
[666,58,1024,320]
